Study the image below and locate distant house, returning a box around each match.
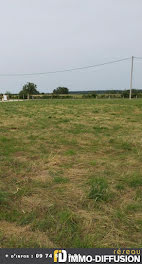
[2,95,8,101]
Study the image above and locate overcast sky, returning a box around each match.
[0,0,142,93]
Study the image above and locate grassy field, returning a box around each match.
[0,99,142,248]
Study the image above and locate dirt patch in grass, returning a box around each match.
[32,170,53,183]
[21,194,54,212]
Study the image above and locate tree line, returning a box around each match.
[16,83,69,99]
[3,82,142,99]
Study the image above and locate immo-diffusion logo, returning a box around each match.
[53,249,141,263]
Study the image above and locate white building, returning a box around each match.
[2,95,8,101]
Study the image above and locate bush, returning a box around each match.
[82,93,97,99]
[121,89,141,98]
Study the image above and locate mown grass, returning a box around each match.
[0,99,142,247]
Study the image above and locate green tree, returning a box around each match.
[53,87,69,94]
[19,82,39,99]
